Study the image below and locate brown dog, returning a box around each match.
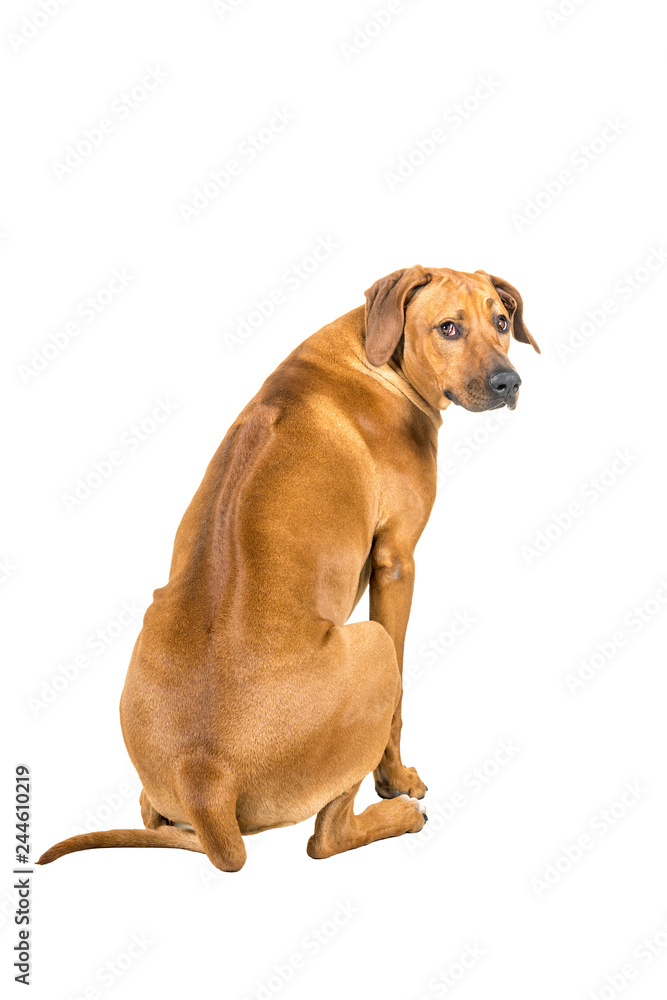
[39,266,539,870]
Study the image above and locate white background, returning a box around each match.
[3,0,667,998]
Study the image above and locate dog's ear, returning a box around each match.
[364,265,431,366]
[476,270,540,354]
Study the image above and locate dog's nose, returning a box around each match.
[488,370,521,399]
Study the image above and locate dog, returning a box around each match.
[38,265,538,870]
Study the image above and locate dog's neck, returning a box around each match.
[369,356,443,431]
[307,306,443,432]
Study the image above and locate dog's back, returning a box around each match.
[119,314,386,821]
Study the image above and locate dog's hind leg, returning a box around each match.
[140,788,172,830]
[176,760,247,872]
[307,781,427,860]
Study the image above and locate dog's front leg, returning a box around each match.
[369,539,427,800]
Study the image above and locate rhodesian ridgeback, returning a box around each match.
[39,266,539,870]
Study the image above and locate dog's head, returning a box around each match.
[364,265,540,412]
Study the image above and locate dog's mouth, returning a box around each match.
[443,390,516,413]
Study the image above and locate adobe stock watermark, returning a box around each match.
[212,0,249,16]
[415,943,486,999]
[237,901,358,999]
[60,396,179,514]
[18,268,134,385]
[530,781,648,898]
[402,611,476,693]
[222,236,339,353]
[384,75,500,191]
[7,0,73,53]
[438,407,511,485]
[565,577,667,695]
[51,67,168,180]
[178,107,296,223]
[521,448,637,566]
[584,913,667,1000]
[555,246,667,361]
[339,0,419,64]
[27,601,144,716]
[546,0,593,29]
[0,557,17,585]
[511,117,627,233]
[405,740,520,854]
[68,776,140,836]
[64,933,153,999]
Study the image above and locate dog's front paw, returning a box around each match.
[375,765,427,800]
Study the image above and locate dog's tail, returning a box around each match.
[37,826,203,865]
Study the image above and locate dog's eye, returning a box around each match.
[497,315,509,333]
[440,321,459,338]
